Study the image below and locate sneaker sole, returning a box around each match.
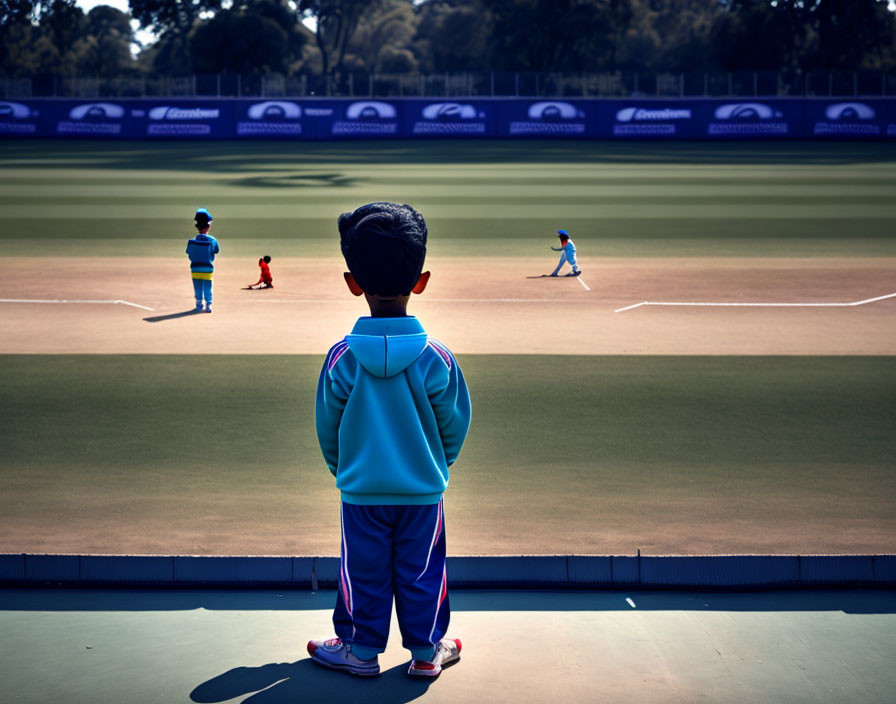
[407,639,462,677]
[307,644,380,677]
[309,653,380,677]
[407,657,460,678]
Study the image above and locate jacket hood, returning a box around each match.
[346,316,428,378]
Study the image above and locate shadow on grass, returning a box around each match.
[191,659,433,704]
[235,172,358,189]
[3,140,896,173]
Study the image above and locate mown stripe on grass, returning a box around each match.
[4,203,896,220]
[1,355,893,555]
[2,195,891,208]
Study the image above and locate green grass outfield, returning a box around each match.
[2,355,894,555]
[2,140,896,258]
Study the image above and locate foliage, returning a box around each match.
[414,0,489,72]
[71,6,136,76]
[1,0,894,78]
[190,1,307,75]
[298,0,372,80]
[128,0,222,38]
[1,0,85,75]
[348,0,419,73]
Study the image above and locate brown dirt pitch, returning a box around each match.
[1,256,895,355]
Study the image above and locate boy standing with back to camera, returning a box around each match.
[186,208,219,312]
[310,202,472,678]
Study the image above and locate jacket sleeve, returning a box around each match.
[314,344,352,476]
[426,349,472,467]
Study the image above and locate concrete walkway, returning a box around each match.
[1,588,894,704]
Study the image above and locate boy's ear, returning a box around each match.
[412,271,431,295]
[344,272,364,296]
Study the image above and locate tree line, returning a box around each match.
[1,0,894,81]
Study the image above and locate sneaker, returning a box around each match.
[195,301,203,311]
[407,638,462,677]
[203,305,212,313]
[307,637,380,677]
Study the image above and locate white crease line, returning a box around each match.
[626,597,637,609]
[0,298,154,311]
[577,276,591,292]
[614,291,896,314]
[114,299,155,311]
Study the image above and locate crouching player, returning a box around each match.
[246,255,274,289]
[310,202,472,678]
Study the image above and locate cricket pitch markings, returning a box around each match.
[614,291,896,314]
[0,298,155,311]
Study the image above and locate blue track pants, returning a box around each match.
[191,278,212,305]
[333,500,449,661]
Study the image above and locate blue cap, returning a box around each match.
[557,229,568,237]
[195,208,212,222]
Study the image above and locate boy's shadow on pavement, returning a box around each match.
[143,309,202,323]
[191,659,433,704]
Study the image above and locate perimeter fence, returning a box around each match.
[2,69,895,100]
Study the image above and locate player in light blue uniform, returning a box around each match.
[186,208,220,312]
[550,229,581,276]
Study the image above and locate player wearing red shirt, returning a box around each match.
[247,255,274,289]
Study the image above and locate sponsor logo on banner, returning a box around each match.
[413,102,486,134]
[57,102,124,135]
[333,101,398,135]
[0,101,38,134]
[813,102,880,136]
[708,102,788,135]
[510,101,585,135]
[238,100,302,135]
[613,106,691,136]
[147,105,220,135]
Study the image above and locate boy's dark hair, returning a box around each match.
[263,255,271,263]
[339,202,427,296]
[195,213,211,229]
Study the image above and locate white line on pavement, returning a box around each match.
[614,291,896,314]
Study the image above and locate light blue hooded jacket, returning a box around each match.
[315,316,471,505]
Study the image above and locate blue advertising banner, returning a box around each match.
[234,99,305,138]
[3,97,896,141]
[0,99,41,136]
[401,99,496,138]
[136,100,233,138]
[47,100,133,137]
[497,99,594,138]
[598,100,697,139]
[806,99,890,139]
[310,99,402,139]
[695,99,805,139]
